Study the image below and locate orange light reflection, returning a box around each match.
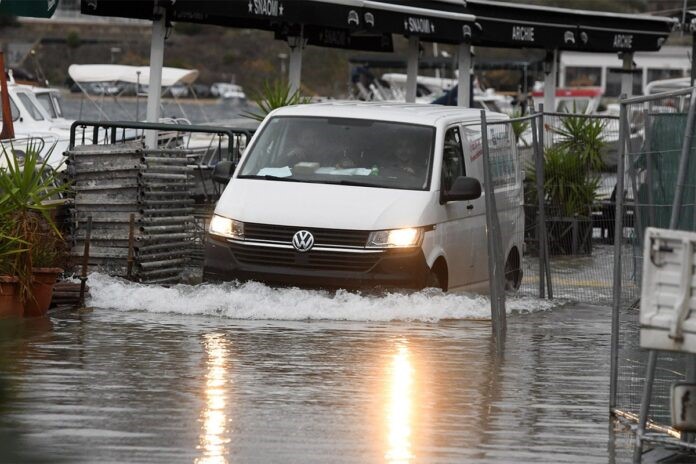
[385,341,414,464]
[196,333,231,464]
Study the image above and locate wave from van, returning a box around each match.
[88,273,556,322]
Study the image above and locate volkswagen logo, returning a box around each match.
[292,230,315,253]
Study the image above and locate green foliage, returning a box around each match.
[175,22,203,36]
[0,141,69,299]
[552,114,606,171]
[65,31,81,49]
[243,80,311,122]
[510,109,530,147]
[527,146,600,218]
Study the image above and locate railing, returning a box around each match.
[69,120,254,164]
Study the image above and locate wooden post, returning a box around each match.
[0,52,15,140]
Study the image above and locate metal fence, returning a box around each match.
[607,87,696,459]
[479,108,621,307]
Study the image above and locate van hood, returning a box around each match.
[215,179,437,230]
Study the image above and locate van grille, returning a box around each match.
[244,223,370,248]
[229,243,381,272]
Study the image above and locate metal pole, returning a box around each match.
[480,110,507,347]
[539,105,553,299]
[406,36,419,103]
[531,112,548,298]
[691,32,696,87]
[633,351,658,462]
[621,52,634,98]
[610,101,628,412]
[79,216,93,307]
[135,71,141,122]
[288,27,305,95]
[543,50,557,120]
[458,43,471,108]
[145,7,166,149]
[127,213,135,280]
[644,110,656,228]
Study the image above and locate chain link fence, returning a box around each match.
[608,87,696,457]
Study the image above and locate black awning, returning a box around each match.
[81,0,676,53]
[464,0,677,52]
[349,53,543,70]
[81,0,396,52]
[359,1,476,44]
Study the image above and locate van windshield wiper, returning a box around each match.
[238,175,302,182]
[330,180,379,188]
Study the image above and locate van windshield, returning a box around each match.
[238,117,435,191]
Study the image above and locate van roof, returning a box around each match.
[270,101,507,127]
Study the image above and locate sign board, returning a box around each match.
[0,0,58,18]
[640,227,696,354]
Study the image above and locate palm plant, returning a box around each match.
[243,80,311,122]
[551,114,606,171]
[0,141,68,300]
[510,109,530,147]
[527,146,600,218]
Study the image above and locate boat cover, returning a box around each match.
[68,65,199,87]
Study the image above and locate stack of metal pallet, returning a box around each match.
[67,143,196,284]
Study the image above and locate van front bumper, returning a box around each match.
[203,237,430,290]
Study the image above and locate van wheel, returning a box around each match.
[504,248,522,292]
[426,259,448,291]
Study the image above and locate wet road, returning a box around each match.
[0,276,632,463]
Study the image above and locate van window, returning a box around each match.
[441,127,464,192]
[239,116,435,191]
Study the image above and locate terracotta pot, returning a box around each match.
[24,268,63,318]
[0,275,24,318]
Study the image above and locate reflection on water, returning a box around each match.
[197,333,232,464]
[386,341,414,464]
[0,305,638,463]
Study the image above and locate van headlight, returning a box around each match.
[209,215,244,240]
[366,227,422,248]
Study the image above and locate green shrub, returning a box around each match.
[243,80,311,122]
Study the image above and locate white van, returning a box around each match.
[204,102,523,292]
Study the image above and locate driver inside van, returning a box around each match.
[382,138,424,177]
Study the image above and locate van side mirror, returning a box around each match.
[441,176,482,203]
[212,161,235,184]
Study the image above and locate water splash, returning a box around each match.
[87,273,556,322]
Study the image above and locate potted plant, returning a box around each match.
[0,224,26,318]
[0,141,68,316]
[527,114,605,256]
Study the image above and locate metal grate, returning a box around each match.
[243,223,371,248]
[229,243,381,272]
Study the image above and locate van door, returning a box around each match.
[440,126,476,289]
[459,125,488,287]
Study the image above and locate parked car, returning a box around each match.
[210,82,246,100]
[204,102,524,292]
[169,84,189,98]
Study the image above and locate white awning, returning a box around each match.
[68,64,199,86]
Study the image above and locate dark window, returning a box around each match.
[442,127,464,192]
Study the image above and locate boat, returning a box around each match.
[1,72,72,168]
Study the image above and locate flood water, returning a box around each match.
[0,275,636,463]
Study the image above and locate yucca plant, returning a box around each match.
[243,80,311,122]
[0,141,69,300]
[551,114,606,171]
[511,109,531,147]
[527,145,600,218]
